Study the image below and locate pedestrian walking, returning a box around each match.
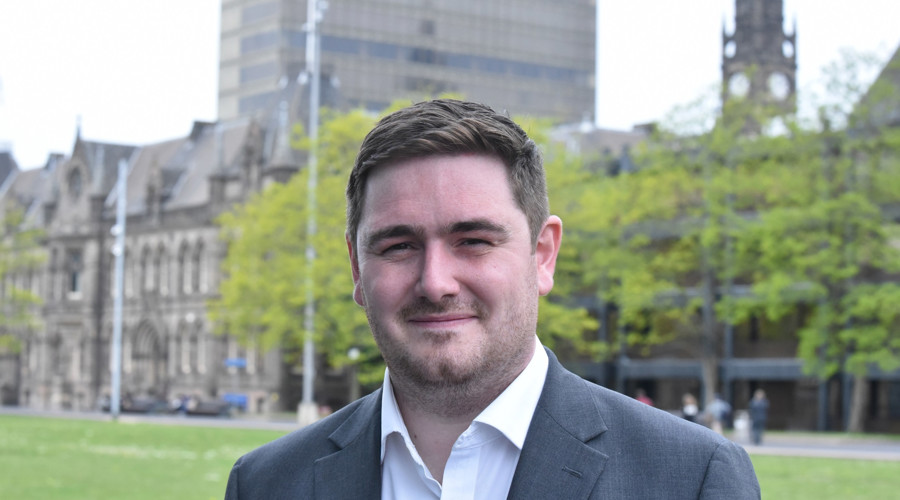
[749,389,769,445]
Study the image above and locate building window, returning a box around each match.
[158,247,168,296]
[241,1,278,24]
[240,61,279,83]
[366,41,398,60]
[178,243,189,296]
[191,243,203,293]
[66,249,83,299]
[67,169,83,199]
[240,31,279,54]
[322,35,361,55]
[141,246,153,292]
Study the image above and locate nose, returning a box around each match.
[415,244,460,303]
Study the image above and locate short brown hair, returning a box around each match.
[346,99,548,249]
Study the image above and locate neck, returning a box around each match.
[388,348,533,483]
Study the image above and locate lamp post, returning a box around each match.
[110,158,127,420]
[297,0,325,427]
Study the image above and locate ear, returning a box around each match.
[535,215,562,296]
[347,233,365,306]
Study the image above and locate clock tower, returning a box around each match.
[722,0,797,113]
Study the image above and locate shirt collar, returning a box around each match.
[380,336,548,461]
[473,336,547,449]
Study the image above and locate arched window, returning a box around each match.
[65,248,83,299]
[141,245,153,293]
[67,168,83,199]
[191,242,203,293]
[177,242,189,296]
[156,245,166,295]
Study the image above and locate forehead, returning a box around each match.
[358,154,523,230]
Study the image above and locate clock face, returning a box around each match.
[728,72,750,98]
[767,72,791,100]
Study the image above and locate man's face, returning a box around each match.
[348,154,561,391]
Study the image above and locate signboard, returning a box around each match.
[225,357,247,368]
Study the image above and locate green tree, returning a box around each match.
[209,107,379,386]
[565,50,900,430]
[0,207,44,356]
[731,63,900,431]
[563,96,776,404]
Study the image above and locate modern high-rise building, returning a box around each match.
[218,0,597,122]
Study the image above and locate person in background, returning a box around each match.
[749,389,770,445]
[682,393,700,423]
[634,388,654,406]
[706,393,732,435]
[224,99,760,499]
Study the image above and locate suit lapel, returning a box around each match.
[313,389,383,500]
[507,349,609,500]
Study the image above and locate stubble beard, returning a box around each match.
[366,277,539,418]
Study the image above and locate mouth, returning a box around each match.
[407,314,477,329]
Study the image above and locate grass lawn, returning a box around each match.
[751,455,899,500]
[0,415,288,500]
[1,414,897,499]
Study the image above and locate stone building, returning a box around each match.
[0,93,306,413]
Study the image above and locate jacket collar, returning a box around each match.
[507,347,609,499]
[313,388,383,500]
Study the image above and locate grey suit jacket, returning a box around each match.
[225,348,760,499]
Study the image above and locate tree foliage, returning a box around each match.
[561,50,900,427]
[0,207,45,353]
[209,107,379,383]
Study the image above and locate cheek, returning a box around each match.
[358,264,415,306]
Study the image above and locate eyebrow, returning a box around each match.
[362,225,422,252]
[362,218,511,251]
[447,219,511,238]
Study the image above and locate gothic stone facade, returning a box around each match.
[0,115,300,414]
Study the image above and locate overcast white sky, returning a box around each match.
[1,0,898,168]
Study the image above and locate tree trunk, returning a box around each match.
[700,245,719,408]
[846,375,869,432]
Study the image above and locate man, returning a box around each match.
[225,99,760,499]
[749,389,769,445]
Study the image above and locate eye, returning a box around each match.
[380,242,415,255]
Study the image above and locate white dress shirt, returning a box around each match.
[380,336,549,500]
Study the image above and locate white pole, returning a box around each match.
[298,0,323,426]
[110,158,127,420]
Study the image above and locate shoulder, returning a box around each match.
[540,356,759,498]
[225,391,381,499]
